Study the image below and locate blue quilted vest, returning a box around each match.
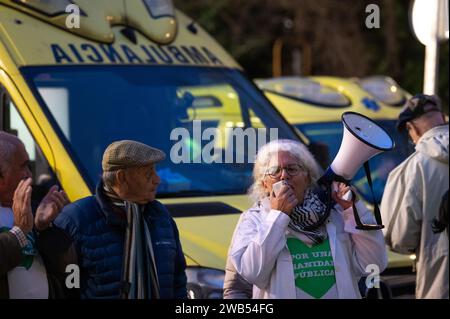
[54,182,187,299]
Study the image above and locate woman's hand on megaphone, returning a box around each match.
[269,184,298,216]
[332,182,358,210]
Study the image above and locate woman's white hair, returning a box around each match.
[248,139,323,202]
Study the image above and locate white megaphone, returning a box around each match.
[317,111,395,230]
[329,112,395,181]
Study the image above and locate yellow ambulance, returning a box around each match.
[0,0,307,298]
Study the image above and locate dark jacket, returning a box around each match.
[54,182,187,299]
[0,232,22,298]
[0,226,77,299]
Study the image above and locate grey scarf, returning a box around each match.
[288,188,329,245]
[122,202,160,299]
[103,185,159,299]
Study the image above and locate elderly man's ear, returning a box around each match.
[406,121,420,143]
[0,175,9,204]
[114,169,130,192]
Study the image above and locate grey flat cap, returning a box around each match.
[102,140,166,171]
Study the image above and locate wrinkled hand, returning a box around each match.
[269,184,298,216]
[35,185,69,231]
[12,178,34,234]
[332,182,358,210]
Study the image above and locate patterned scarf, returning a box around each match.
[122,202,160,299]
[0,227,36,269]
[103,185,160,299]
[288,187,330,245]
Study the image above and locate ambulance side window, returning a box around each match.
[0,85,58,200]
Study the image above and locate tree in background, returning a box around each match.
[175,0,448,113]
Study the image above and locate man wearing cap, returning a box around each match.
[54,140,187,299]
[380,94,448,299]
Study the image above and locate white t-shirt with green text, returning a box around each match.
[286,234,338,299]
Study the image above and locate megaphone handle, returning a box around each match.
[332,181,353,201]
[363,161,383,226]
[342,190,352,201]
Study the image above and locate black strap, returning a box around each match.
[351,190,365,227]
[363,161,383,226]
[351,161,384,230]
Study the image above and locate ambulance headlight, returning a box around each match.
[186,267,224,299]
[359,76,406,107]
[12,0,76,16]
[143,0,175,18]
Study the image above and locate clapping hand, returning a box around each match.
[35,185,69,231]
[12,178,34,234]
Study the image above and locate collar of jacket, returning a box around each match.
[94,181,158,228]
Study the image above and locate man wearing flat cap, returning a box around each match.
[380,94,448,299]
[54,140,187,299]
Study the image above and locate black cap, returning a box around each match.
[396,94,442,132]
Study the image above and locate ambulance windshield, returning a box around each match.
[22,65,298,196]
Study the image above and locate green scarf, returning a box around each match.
[0,227,36,270]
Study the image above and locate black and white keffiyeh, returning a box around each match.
[288,187,330,245]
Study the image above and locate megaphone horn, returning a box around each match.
[330,112,394,181]
[319,111,395,230]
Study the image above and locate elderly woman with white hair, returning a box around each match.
[225,139,387,299]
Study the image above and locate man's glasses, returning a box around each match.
[265,164,305,179]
